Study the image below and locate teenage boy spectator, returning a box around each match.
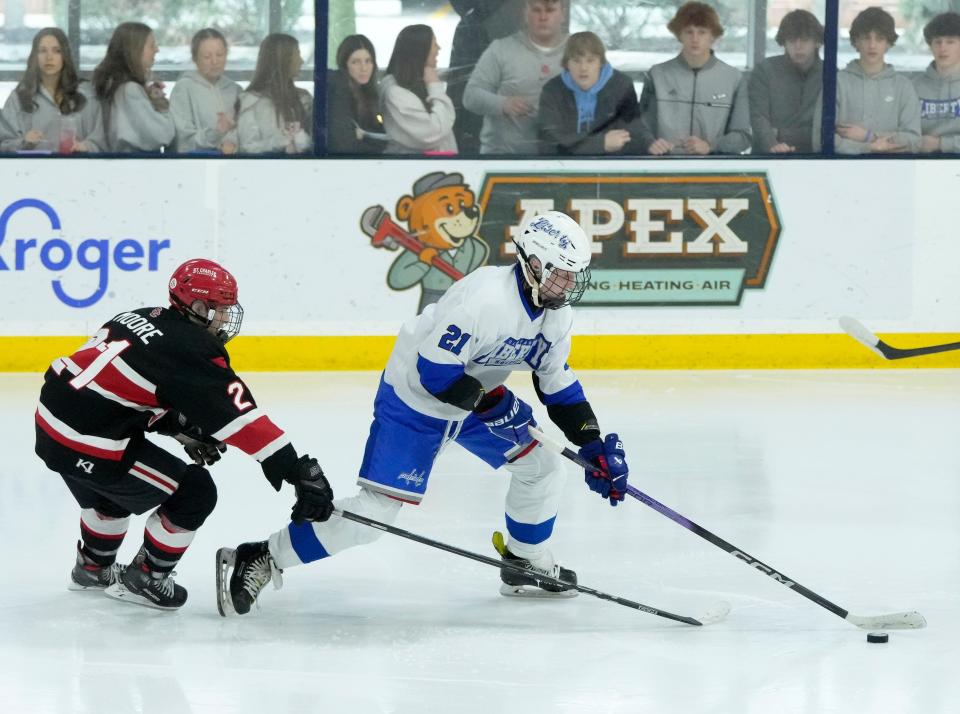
[748,10,823,154]
[463,0,567,154]
[913,12,960,153]
[538,31,650,155]
[815,7,920,154]
[638,1,750,156]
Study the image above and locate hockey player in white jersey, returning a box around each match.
[216,210,630,615]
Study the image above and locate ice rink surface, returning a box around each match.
[1,369,957,714]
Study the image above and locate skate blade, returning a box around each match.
[103,582,181,612]
[215,547,237,617]
[67,581,108,592]
[499,583,579,599]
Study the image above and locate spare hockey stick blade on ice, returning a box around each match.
[335,509,729,626]
[839,316,960,360]
[529,425,926,631]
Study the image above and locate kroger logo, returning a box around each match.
[0,198,170,308]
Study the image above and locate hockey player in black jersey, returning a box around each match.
[34,258,335,610]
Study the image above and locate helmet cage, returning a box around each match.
[170,293,244,343]
[516,242,591,310]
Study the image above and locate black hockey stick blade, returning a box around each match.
[334,509,729,626]
[840,316,960,360]
[529,425,926,630]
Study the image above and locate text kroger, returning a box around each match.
[0,198,170,308]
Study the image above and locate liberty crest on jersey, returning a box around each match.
[474,334,553,369]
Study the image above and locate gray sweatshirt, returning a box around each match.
[912,61,960,153]
[236,90,313,154]
[462,30,566,154]
[380,74,457,154]
[815,60,920,154]
[748,54,821,153]
[169,70,240,153]
[1,82,104,152]
[103,81,176,152]
[638,53,751,154]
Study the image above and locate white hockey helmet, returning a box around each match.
[513,210,592,309]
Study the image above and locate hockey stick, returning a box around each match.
[529,426,926,631]
[335,508,730,627]
[840,315,960,360]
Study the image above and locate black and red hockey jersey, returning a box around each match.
[35,306,297,489]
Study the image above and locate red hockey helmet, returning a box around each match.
[168,258,244,343]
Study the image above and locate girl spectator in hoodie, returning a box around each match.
[92,22,175,153]
[328,34,385,154]
[1,27,103,153]
[170,28,241,154]
[236,33,312,154]
[815,7,920,154]
[538,31,649,155]
[381,24,457,155]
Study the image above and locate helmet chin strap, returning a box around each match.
[518,259,544,308]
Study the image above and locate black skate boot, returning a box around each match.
[104,549,187,610]
[216,541,283,616]
[492,531,578,599]
[68,541,125,591]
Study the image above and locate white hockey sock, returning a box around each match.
[503,445,564,560]
[268,488,402,569]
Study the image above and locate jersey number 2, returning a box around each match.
[227,381,253,411]
[438,325,471,356]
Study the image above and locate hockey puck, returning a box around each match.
[867,632,889,644]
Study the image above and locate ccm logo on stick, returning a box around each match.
[731,550,795,587]
[0,198,170,308]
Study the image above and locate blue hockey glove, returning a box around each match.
[579,433,628,506]
[475,386,537,447]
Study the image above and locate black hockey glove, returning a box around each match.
[287,455,335,524]
[172,432,227,467]
[155,412,227,467]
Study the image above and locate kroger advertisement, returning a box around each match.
[0,159,957,338]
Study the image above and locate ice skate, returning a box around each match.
[492,531,578,599]
[68,542,125,591]
[216,541,283,616]
[104,549,187,610]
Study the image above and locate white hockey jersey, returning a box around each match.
[384,264,584,420]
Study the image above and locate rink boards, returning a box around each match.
[0,158,957,370]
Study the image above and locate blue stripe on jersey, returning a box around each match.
[505,513,557,545]
[416,354,465,395]
[287,521,331,563]
[541,379,586,406]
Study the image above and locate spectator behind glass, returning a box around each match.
[237,34,312,154]
[463,0,567,155]
[1,27,103,154]
[448,0,523,154]
[748,10,823,154]
[328,34,385,154]
[381,24,457,155]
[169,28,240,154]
[639,1,750,155]
[815,7,920,154]
[92,22,175,153]
[914,12,960,153]
[538,31,651,155]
